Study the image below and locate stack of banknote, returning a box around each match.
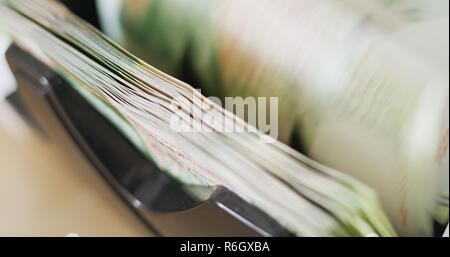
[97,0,449,236]
[1,0,448,236]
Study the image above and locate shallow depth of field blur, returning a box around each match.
[0,0,448,236]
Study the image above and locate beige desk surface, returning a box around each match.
[0,101,152,236]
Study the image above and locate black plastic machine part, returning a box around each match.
[5,44,294,237]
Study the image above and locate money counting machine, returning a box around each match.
[5,43,294,237]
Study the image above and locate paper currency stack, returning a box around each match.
[1,0,448,236]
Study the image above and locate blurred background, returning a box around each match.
[0,0,448,236]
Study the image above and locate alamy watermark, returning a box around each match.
[169,89,278,143]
